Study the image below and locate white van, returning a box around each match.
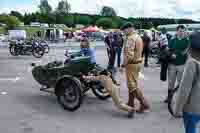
[8,30,26,40]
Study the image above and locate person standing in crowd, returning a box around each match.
[64,32,68,42]
[117,33,124,67]
[159,28,170,81]
[164,25,190,103]
[142,31,151,67]
[159,28,169,49]
[120,22,150,118]
[104,33,111,58]
[104,33,114,69]
[152,30,156,41]
[156,28,169,64]
[108,32,119,70]
[175,31,200,133]
[112,32,124,68]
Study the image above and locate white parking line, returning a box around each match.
[0,77,21,82]
[1,91,7,95]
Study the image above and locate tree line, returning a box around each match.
[0,0,198,30]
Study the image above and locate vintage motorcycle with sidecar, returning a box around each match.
[31,50,111,111]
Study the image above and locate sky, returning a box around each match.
[0,0,200,21]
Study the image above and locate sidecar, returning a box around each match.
[32,55,110,111]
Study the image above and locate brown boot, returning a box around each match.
[127,92,136,118]
[135,88,150,113]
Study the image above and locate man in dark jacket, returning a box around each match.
[142,31,151,67]
[104,33,114,69]
[113,32,124,68]
[159,48,174,81]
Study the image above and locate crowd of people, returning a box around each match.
[76,23,200,133]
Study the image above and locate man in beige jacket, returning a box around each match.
[120,22,150,118]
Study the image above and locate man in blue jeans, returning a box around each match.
[183,112,200,133]
[112,32,124,68]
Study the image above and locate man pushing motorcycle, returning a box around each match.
[82,69,135,118]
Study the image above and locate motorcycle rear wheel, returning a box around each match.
[9,45,19,56]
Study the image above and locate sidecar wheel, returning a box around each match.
[56,77,83,111]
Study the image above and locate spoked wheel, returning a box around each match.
[43,44,50,54]
[91,81,110,100]
[9,45,19,56]
[168,85,182,118]
[56,77,83,111]
[32,45,45,58]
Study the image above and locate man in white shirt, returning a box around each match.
[159,28,169,49]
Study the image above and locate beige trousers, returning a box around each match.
[110,84,133,112]
[125,63,142,93]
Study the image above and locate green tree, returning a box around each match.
[56,0,71,14]
[0,15,21,30]
[76,16,92,26]
[39,0,52,14]
[96,18,117,29]
[56,14,74,27]
[147,22,154,29]
[127,17,143,29]
[111,16,123,28]
[64,15,74,27]
[100,6,117,17]
[6,16,21,29]
[10,11,23,21]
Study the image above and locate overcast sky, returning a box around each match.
[0,0,200,20]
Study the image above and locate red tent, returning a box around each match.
[81,26,100,32]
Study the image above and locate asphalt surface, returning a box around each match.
[0,42,186,133]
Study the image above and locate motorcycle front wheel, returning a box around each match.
[32,45,45,58]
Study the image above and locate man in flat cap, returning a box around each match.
[120,22,150,118]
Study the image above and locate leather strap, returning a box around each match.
[128,60,142,64]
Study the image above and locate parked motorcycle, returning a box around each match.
[9,39,45,58]
[36,39,50,54]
